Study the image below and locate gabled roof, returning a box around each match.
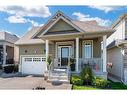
[15,27,44,45]
[16,11,115,45]
[39,11,84,37]
[36,11,114,37]
[0,31,19,43]
[112,13,127,28]
[72,20,113,32]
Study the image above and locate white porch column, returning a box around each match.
[103,35,107,72]
[45,40,49,58]
[76,37,79,72]
[3,44,6,65]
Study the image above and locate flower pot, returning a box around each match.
[70,64,75,71]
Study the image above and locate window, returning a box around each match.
[83,41,92,58]
[33,58,41,62]
[24,58,32,62]
[42,58,46,62]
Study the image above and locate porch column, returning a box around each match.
[76,37,79,72]
[102,35,107,72]
[3,44,6,65]
[45,40,49,58]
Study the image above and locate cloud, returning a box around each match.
[6,15,27,23]
[27,19,44,26]
[72,12,111,26]
[89,6,120,13]
[6,15,44,27]
[27,23,44,32]
[1,5,49,26]
[0,6,51,17]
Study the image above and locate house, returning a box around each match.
[0,31,19,66]
[107,13,127,84]
[15,11,114,79]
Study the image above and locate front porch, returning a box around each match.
[43,35,107,78]
[0,44,14,65]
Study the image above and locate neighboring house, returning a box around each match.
[0,31,19,65]
[107,13,127,83]
[15,11,114,79]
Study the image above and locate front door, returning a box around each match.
[61,47,69,66]
[58,46,71,67]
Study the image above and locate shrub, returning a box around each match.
[80,66,93,85]
[70,64,75,71]
[4,64,19,73]
[13,65,19,72]
[71,75,83,86]
[4,66,14,73]
[93,77,109,88]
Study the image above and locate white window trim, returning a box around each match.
[55,41,74,59]
[82,40,93,59]
[56,44,72,66]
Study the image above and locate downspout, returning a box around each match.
[116,41,124,83]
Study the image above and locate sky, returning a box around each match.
[0,6,127,37]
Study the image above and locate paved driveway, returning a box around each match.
[0,76,43,89]
[0,74,72,90]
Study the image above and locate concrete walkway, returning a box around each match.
[39,79,72,90]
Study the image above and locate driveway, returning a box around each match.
[0,74,72,90]
[0,76,43,89]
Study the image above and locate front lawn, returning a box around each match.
[109,80,127,89]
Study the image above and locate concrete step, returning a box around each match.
[47,78,69,83]
[49,76,68,81]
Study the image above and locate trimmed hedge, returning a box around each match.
[71,75,83,86]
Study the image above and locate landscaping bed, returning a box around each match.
[72,80,127,90]
[71,66,127,90]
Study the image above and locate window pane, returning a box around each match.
[84,42,92,58]
[61,47,69,58]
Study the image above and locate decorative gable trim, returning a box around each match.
[40,16,84,36]
[36,11,84,37]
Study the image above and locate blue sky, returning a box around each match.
[0,6,126,37]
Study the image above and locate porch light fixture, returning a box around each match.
[34,50,37,54]
[25,50,27,53]
[44,49,46,53]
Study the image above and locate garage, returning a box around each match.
[21,55,47,75]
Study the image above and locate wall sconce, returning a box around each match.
[35,50,37,54]
[44,49,46,53]
[25,50,27,53]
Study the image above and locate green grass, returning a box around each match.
[73,85,99,90]
[72,80,127,90]
[109,80,127,89]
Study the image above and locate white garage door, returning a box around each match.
[21,55,47,75]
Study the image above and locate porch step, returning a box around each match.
[47,68,69,83]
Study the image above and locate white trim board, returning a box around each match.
[82,40,93,58]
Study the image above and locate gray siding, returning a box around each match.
[107,47,123,80]
[19,44,45,55]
